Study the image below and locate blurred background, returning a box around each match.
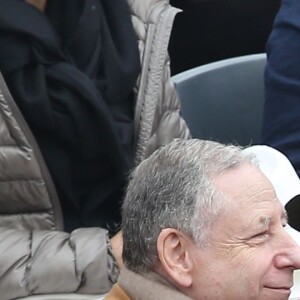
[169,0,281,74]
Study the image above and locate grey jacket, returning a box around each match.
[0,0,189,299]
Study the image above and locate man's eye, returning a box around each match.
[252,231,269,239]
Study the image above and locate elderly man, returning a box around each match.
[105,139,300,300]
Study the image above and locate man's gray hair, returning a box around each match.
[122,139,255,273]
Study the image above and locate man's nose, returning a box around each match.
[274,226,300,270]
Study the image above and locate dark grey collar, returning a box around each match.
[118,267,192,300]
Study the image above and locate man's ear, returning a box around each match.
[156,228,193,288]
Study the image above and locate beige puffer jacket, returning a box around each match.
[130,0,190,164]
[0,0,189,299]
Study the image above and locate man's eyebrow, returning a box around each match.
[257,209,288,227]
[259,216,271,227]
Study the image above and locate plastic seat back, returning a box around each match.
[172,53,267,145]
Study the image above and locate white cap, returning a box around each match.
[243,145,300,206]
[243,145,300,245]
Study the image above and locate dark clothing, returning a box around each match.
[169,0,280,74]
[261,0,300,230]
[0,0,140,232]
[0,2,189,298]
[262,0,300,176]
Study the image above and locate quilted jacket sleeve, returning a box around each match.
[131,2,190,164]
[142,53,191,160]
[0,227,118,300]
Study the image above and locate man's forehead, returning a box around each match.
[212,163,286,231]
[213,163,278,205]
[214,163,268,189]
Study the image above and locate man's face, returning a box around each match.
[188,164,300,300]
